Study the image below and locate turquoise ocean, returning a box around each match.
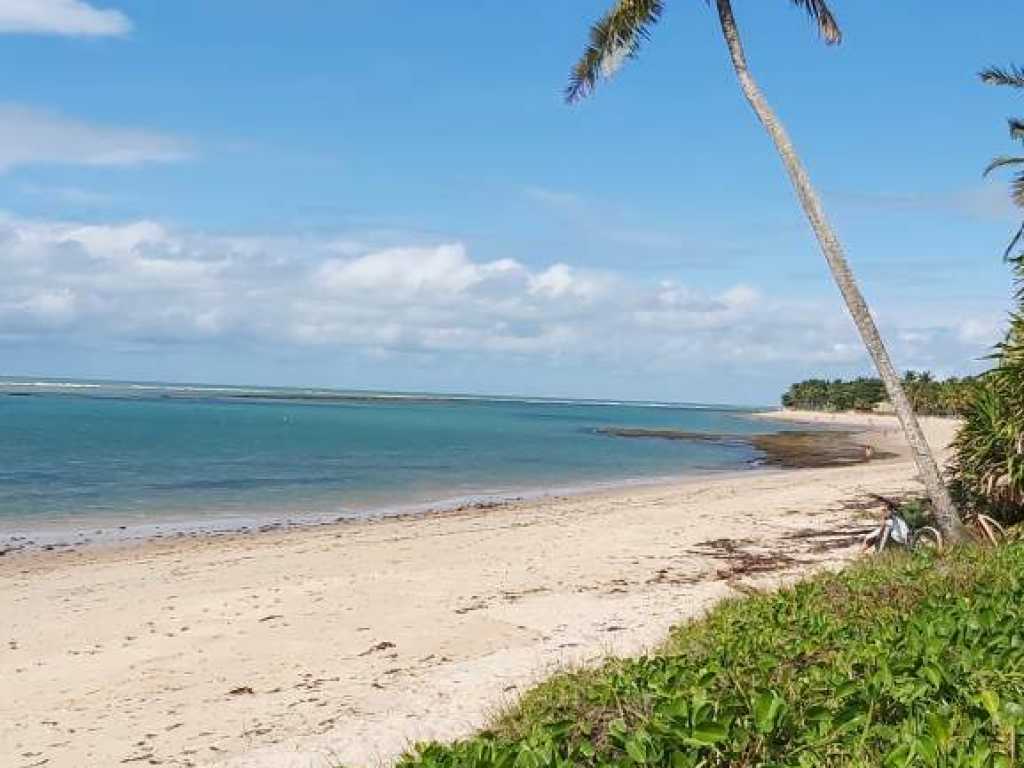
[0,378,786,544]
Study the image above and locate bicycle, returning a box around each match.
[862,493,1008,553]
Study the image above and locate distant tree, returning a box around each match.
[564,0,960,534]
[782,374,972,416]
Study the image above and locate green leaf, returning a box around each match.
[968,744,993,768]
[688,720,728,746]
[753,691,785,734]
[926,712,951,750]
[625,736,647,764]
[513,746,540,768]
[835,681,859,699]
[833,704,867,734]
[915,734,938,766]
[804,705,832,722]
[883,742,913,768]
[920,663,943,689]
[981,690,1001,720]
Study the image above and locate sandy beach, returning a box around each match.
[1,411,959,768]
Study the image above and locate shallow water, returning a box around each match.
[0,378,782,536]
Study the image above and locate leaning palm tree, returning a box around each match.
[567,0,965,539]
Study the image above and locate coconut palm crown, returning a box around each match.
[564,0,966,538]
[981,64,1024,260]
[566,0,840,103]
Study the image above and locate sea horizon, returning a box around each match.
[0,374,773,411]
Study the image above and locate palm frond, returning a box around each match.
[1015,171,1024,208]
[981,65,1024,89]
[565,0,664,103]
[789,0,842,44]
[1004,221,1024,263]
[984,155,1024,177]
[1011,118,1024,143]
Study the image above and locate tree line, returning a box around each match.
[781,373,977,416]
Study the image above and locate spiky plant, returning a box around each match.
[565,0,964,538]
[949,65,1024,523]
[950,262,1024,522]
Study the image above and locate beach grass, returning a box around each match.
[395,541,1024,767]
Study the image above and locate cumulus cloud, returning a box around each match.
[0,0,131,37]
[528,264,610,301]
[0,105,190,172]
[0,212,1002,377]
[317,244,522,303]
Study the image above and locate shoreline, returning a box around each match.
[0,412,884,559]
[0,465,770,559]
[0,412,960,768]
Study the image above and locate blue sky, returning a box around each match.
[0,0,1020,404]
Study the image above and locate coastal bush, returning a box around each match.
[781,374,973,416]
[395,543,1024,768]
[949,259,1024,524]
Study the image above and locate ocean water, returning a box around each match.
[0,379,784,538]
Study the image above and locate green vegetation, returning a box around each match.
[397,543,1024,768]
[949,258,1024,523]
[781,373,975,416]
[948,64,1024,525]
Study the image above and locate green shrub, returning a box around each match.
[950,259,1024,524]
[397,544,1024,768]
[950,63,1024,523]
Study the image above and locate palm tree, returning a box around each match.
[566,0,964,539]
[948,64,1024,521]
[980,64,1024,260]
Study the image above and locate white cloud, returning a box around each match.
[0,105,190,172]
[528,263,610,301]
[0,212,1004,378]
[317,244,522,302]
[0,0,131,37]
[959,316,1005,346]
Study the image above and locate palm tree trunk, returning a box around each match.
[714,0,965,540]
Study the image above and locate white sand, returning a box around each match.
[753,408,959,433]
[0,413,960,768]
